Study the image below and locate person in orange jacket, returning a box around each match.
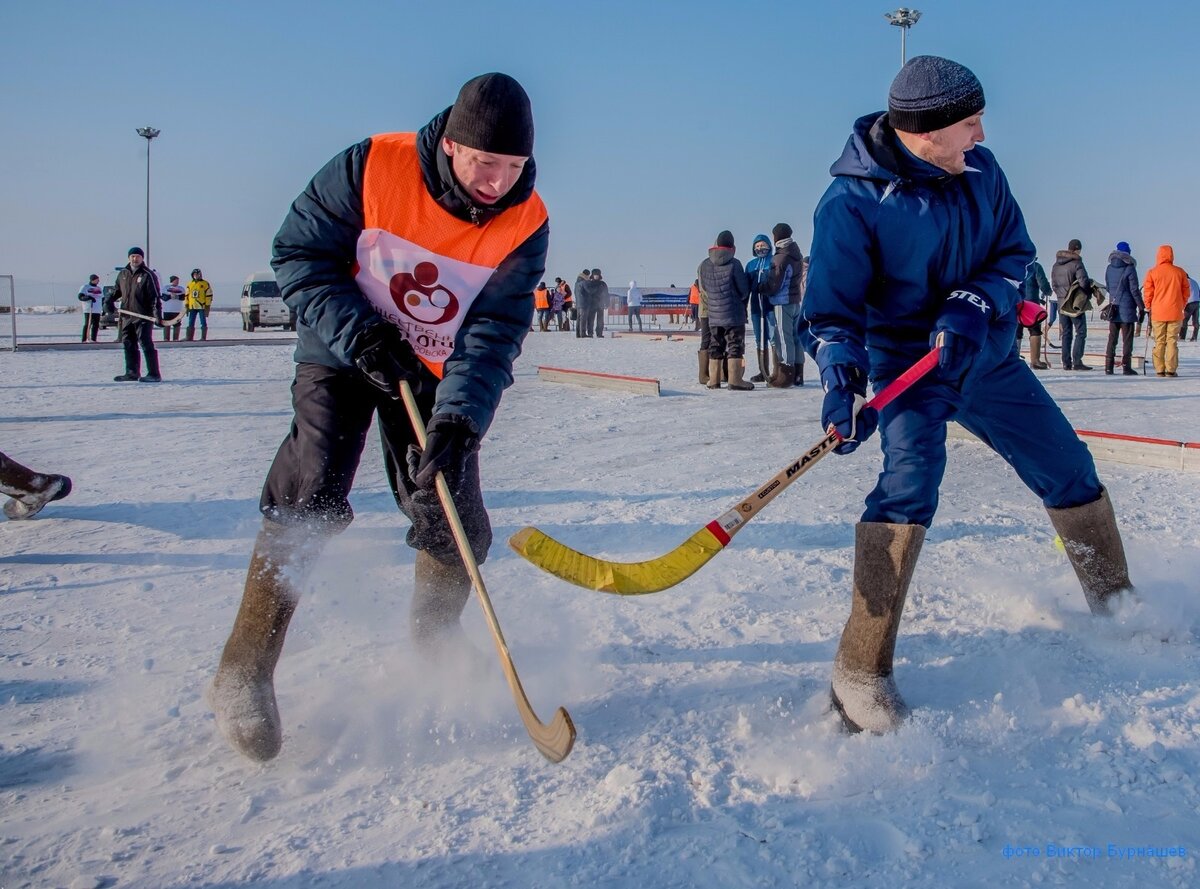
[688,279,701,329]
[1143,245,1190,376]
[533,282,551,331]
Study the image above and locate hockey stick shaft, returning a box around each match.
[118,308,182,326]
[509,347,940,595]
[400,381,575,763]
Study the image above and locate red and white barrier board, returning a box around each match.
[950,424,1200,472]
[537,365,661,397]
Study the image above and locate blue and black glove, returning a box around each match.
[820,362,878,455]
[406,414,481,492]
[931,289,993,383]
[354,322,423,399]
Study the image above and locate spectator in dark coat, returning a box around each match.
[764,223,806,387]
[575,269,608,339]
[1103,242,1143,375]
[574,269,589,338]
[697,230,751,390]
[111,247,162,382]
[1050,239,1093,369]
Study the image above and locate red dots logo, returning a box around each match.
[388,261,460,325]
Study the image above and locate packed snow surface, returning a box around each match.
[3,312,1199,888]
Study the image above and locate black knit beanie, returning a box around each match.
[888,55,985,133]
[715,230,735,249]
[772,223,792,243]
[444,72,534,156]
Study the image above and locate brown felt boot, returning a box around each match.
[831,522,925,734]
[707,358,723,389]
[769,364,795,389]
[1029,334,1049,369]
[1046,489,1134,615]
[697,348,709,385]
[727,357,754,390]
[411,550,473,661]
[210,521,323,761]
[0,453,72,520]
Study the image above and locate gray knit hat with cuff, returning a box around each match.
[888,55,984,133]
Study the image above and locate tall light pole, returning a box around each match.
[884,8,922,66]
[135,126,161,265]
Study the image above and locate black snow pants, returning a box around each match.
[259,363,492,564]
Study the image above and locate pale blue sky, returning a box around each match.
[2,0,1196,303]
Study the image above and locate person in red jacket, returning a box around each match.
[1143,245,1190,376]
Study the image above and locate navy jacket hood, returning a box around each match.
[831,112,972,185]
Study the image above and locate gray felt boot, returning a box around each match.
[210,521,321,761]
[830,522,925,734]
[1046,489,1134,615]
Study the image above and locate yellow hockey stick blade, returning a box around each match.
[509,523,729,595]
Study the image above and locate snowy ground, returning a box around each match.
[3,312,1199,889]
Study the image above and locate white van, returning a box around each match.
[240,271,295,331]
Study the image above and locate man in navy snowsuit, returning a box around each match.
[801,56,1135,735]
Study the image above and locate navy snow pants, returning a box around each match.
[862,353,1102,526]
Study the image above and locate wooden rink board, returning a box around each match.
[536,365,660,396]
[949,424,1200,472]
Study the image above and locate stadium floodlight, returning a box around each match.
[135,127,161,265]
[884,8,922,66]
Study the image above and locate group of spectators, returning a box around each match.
[693,225,807,391]
[1017,238,1198,377]
[77,249,215,382]
[571,269,610,339]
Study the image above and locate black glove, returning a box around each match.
[819,362,878,455]
[354,322,422,398]
[931,289,993,383]
[406,414,480,491]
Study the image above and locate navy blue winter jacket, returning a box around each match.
[1104,251,1143,324]
[271,109,548,437]
[1022,261,1051,304]
[801,113,1035,382]
[745,234,773,299]
[698,246,749,327]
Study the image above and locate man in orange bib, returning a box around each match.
[210,73,549,761]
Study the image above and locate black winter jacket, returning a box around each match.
[698,247,749,327]
[270,108,548,437]
[766,239,804,306]
[112,264,160,325]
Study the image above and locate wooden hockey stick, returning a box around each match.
[118,308,183,326]
[400,380,575,763]
[509,347,940,595]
